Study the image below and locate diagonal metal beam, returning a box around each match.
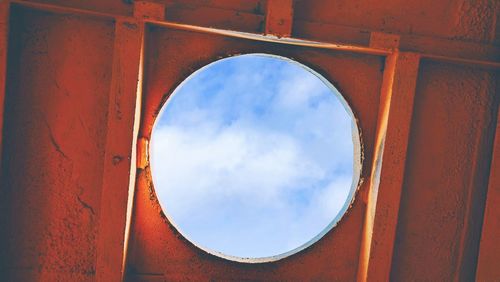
[358,51,420,282]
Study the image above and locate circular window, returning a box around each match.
[150,54,361,262]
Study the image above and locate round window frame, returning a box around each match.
[148,53,363,263]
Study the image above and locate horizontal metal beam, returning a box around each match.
[8,0,500,70]
[146,19,391,56]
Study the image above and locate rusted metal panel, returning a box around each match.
[293,0,497,44]
[391,62,497,281]
[0,0,498,281]
[0,5,115,280]
[134,1,164,21]
[476,83,500,280]
[455,72,498,281]
[369,32,400,50]
[9,1,500,69]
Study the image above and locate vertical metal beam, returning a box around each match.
[264,0,293,37]
[0,0,10,182]
[476,7,500,279]
[95,18,144,281]
[476,96,500,280]
[358,51,420,282]
[454,72,498,281]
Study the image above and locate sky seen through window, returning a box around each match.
[150,54,357,259]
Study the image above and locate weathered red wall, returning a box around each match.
[294,0,497,42]
[0,6,115,281]
[392,62,497,281]
[0,0,498,281]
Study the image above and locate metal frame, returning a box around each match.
[0,0,498,281]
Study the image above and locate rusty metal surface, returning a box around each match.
[477,98,500,280]
[264,0,293,37]
[391,62,498,281]
[293,0,498,43]
[358,52,421,282]
[0,0,498,281]
[0,6,115,280]
[126,25,383,281]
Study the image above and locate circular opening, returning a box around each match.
[150,54,361,262]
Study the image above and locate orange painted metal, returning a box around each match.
[0,5,115,280]
[358,52,420,282]
[391,62,497,281]
[293,0,497,43]
[0,0,498,281]
[134,1,164,21]
[96,18,144,281]
[476,94,500,280]
[9,0,500,68]
[369,32,400,50]
[264,0,293,37]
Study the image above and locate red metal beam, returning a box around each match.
[476,92,500,280]
[265,0,293,37]
[95,18,144,281]
[7,0,500,70]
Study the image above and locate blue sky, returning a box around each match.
[150,54,355,259]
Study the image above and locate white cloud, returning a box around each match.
[274,70,327,110]
[151,121,325,215]
[150,55,356,258]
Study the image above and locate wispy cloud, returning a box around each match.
[151,54,355,258]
